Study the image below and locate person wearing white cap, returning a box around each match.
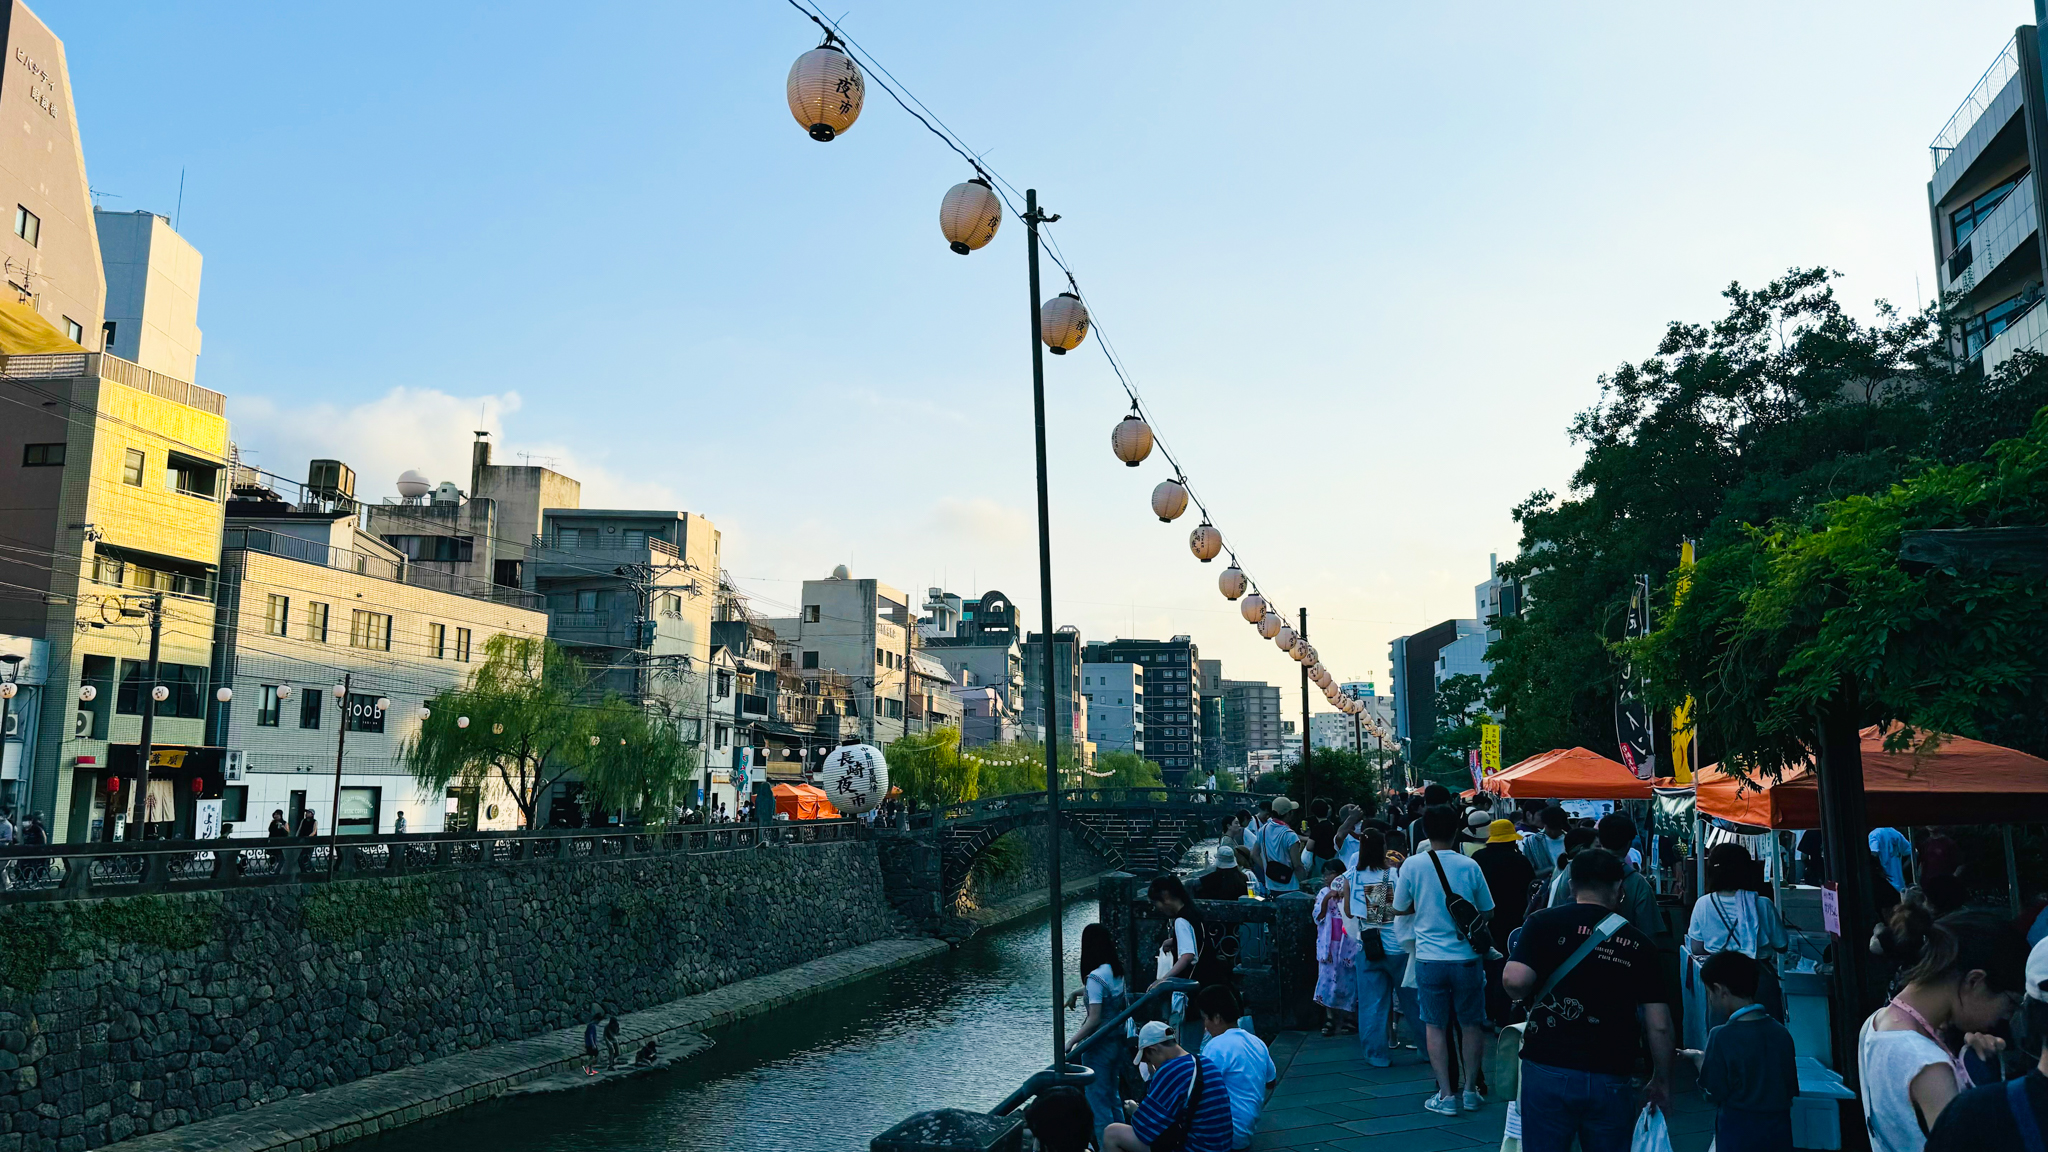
[1924,933,2048,1151]
[1250,796,1304,894]
[1102,1021,1235,1152]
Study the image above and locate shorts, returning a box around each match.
[1413,958,1486,1028]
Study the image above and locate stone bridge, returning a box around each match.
[877,788,1257,923]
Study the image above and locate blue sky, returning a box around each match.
[43,0,2031,697]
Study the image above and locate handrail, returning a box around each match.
[903,788,1263,830]
[1932,34,2021,171]
[989,977,1199,1116]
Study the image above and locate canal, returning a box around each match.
[347,898,1100,1152]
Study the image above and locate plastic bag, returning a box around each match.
[1630,1104,1672,1152]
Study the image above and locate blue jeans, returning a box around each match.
[1518,1061,1638,1152]
[1076,1031,1126,1144]
[1354,944,1406,1062]
[1413,959,1485,1028]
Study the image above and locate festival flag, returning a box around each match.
[1670,541,1696,785]
[1615,573,1656,780]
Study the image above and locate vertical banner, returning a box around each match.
[1467,749,1483,794]
[1670,540,1696,785]
[1480,724,1501,774]
[1615,573,1656,780]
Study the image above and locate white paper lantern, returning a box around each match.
[419,705,432,719]
[215,687,233,703]
[1111,412,1153,467]
[1040,292,1090,355]
[331,683,347,699]
[786,43,864,142]
[1297,644,1317,666]
[149,684,169,703]
[1257,611,1282,639]
[376,697,392,712]
[819,742,890,814]
[1150,478,1189,522]
[1239,592,1266,623]
[457,716,470,728]
[0,683,14,700]
[1273,624,1296,651]
[79,684,96,702]
[1219,566,1247,600]
[939,177,1001,255]
[1313,668,1334,690]
[276,685,293,701]
[1189,522,1223,563]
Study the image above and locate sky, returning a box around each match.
[38,0,2034,701]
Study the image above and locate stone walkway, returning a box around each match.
[96,936,948,1152]
[1255,1030,1718,1152]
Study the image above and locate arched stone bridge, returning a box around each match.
[881,788,1259,921]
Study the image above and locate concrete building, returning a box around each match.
[0,634,48,813]
[364,433,582,599]
[952,684,1016,746]
[1310,711,1359,753]
[1198,658,1225,779]
[1389,619,1482,766]
[1022,627,1089,762]
[1081,659,1143,756]
[94,209,201,380]
[1084,637,1200,781]
[763,567,945,749]
[1222,679,1284,773]
[1924,19,2048,373]
[0,3,102,347]
[207,475,547,837]
[921,587,1023,743]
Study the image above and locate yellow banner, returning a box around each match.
[1671,540,1695,785]
[1480,724,1501,773]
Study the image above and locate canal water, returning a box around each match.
[348,898,1099,1152]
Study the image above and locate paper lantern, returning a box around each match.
[215,687,232,702]
[1189,522,1223,562]
[1218,566,1246,600]
[150,685,169,703]
[1258,611,1283,639]
[1290,642,1310,663]
[1273,624,1296,651]
[939,177,1001,255]
[105,776,119,793]
[190,777,203,794]
[1313,669,1334,690]
[331,683,347,699]
[1239,591,1266,623]
[376,697,392,712]
[276,685,293,700]
[1150,478,1189,522]
[1111,412,1153,467]
[79,684,96,702]
[457,716,470,728]
[786,43,864,141]
[0,683,13,700]
[1040,292,1090,354]
[819,743,890,814]
[419,705,431,719]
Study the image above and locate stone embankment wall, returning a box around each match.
[0,840,899,1152]
[956,825,1111,910]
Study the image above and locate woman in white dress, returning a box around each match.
[1686,843,1791,1023]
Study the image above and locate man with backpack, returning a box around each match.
[1103,1021,1235,1152]
[1502,848,1676,1152]
[1392,804,1496,1116]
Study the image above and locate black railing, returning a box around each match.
[988,977,1199,1116]
[0,819,864,904]
[903,787,1261,830]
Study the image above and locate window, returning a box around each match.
[256,685,281,727]
[265,594,289,636]
[221,786,248,824]
[300,690,322,730]
[21,443,62,466]
[714,723,731,748]
[1963,291,2040,357]
[428,622,446,659]
[382,535,475,563]
[165,452,219,500]
[875,647,885,666]
[101,320,115,350]
[91,553,121,584]
[660,593,682,616]
[575,589,598,612]
[343,693,385,733]
[116,661,207,718]
[349,610,392,651]
[556,528,581,547]
[801,651,819,669]
[715,671,732,696]
[13,205,38,247]
[306,602,329,643]
[778,651,793,670]
[63,317,80,343]
[804,605,821,623]
[337,786,381,835]
[1951,173,2026,247]
[885,699,904,719]
[455,627,472,662]
[122,448,145,486]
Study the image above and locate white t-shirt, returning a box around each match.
[1347,866,1396,924]
[1084,962,1125,1006]
[1686,890,1788,959]
[1392,848,1495,962]
[1201,1027,1276,1150]
[1256,823,1302,892]
[1858,1013,1955,1152]
[1157,917,1199,980]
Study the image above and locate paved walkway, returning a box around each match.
[1255,1030,1718,1152]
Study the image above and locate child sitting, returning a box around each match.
[1680,950,1799,1152]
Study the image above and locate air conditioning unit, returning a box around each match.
[1,712,16,738]
[224,749,245,782]
[74,710,92,738]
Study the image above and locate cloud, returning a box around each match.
[925,497,1031,545]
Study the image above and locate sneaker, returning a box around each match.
[1462,1089,1485,1110]
[1423,1094,1460,1116]
[1365,1055,1391,1068]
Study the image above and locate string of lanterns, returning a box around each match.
[780,3,1380,730]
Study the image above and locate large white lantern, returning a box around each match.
[79,684,97,702]
[276,684,293,701]
[786,42,865,142]
[819,742,890,814]
[0,683,14,700]
[1150,478,1189,523]
[1297,643,1317,666]
[939,177,1002,255]
[1273,624,1296,651]
[1313,668,1334,690]
[1258,611,1284,639]
[1219,566,1247,600]
[150,685,169,703]
[1040,292,1090,354]
[1189,521,1223,563]
[215,687,233,703]
[1111,411,1153,467]
[1239,591,1266,623]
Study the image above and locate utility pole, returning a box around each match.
[900,608,915,740]
[1298,607,1312,815]
[328,673,350,876]
[114,593,163,842]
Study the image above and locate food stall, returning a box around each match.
[771,782,843,821]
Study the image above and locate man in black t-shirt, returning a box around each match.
[1503,848,1676,1152]
[1926,935,2048,1151]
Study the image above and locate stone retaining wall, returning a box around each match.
[956,825,1111,911]
[0,839,899,1152]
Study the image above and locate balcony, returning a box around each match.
[224,528,543,610]
[1944,173,2037,297]
[1931,36,2026,205]
[0,351,226,416]
[1982,296,2048,374]
[531,532,680,560]
[546,610,617,644]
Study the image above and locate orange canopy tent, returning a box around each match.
[1482,747,1654,800]
[771,782,843,821]
[1696,727,2048,829]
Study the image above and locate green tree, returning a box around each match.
[405,634,596,829]
[1091,749,1165,789]
[579,697,699,822]
[887,726,980,808]
[1266,748,1384,813]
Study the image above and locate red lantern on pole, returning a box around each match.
[190,777,203,794]
[105,776,119,793]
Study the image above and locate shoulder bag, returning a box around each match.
[1428,850,1493,955]
[1260,824,1295,885]
[1494,912,1628,1152]
[1150,1055,1208,1152]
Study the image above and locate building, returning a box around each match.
[1925,20,2048,374]
[363,433,582,601]
[1221,679,1283,773]
[921,587,1023,743]
[0,3,102,347]
[94,209,201,380]
[762,566,945,749]
[1198,658,1225,779]
[0,635,48,812]
[1310,711,1359,753]
[1085,636,1201,781]
[1389,619,1482,767]
[1023,627,1089,762]
[207,471,548,837]
[952,684,1016,745]
[1081,659,1143,756]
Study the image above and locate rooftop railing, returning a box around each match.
[225,527,544,611]
[1931,35,2021,171]
[0,351,226,416]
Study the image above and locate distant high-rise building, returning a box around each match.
[1023,627,1088,762]
[1222,680,1283,773]
[1085,637,1200,781]
[1081,659,1142,756]
[95,209,202,380]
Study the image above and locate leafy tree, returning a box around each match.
[887,726,980,809]
[1265,748,1384,814]
[579,697,699,821]
[1091,749,1165,789]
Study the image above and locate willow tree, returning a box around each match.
[579,697,698,822]
[405,634,596,829]
[887,726,979,809]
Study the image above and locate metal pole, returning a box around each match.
[901,606,915,738]
[1815,681,1873,1089]
[1026,188,1069,1074]
[2005,826,2022,919]
[328,672,350,876]
[1298,608,1312,814]
[120,593,164,843]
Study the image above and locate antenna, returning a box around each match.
[89,188,122,208]
[174,168,185,229]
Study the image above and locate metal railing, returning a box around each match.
[1932,34,2021,170]
[531,532,682,560]
[0,819,865,904]
[226,528,544,611]
[903,788,1262,830]
[0,352,227,416]
[988,977,1198,1116]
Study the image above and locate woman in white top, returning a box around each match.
[1857,906,2027,1151]
[1687,843,1791,1022]
[1346,829,1406,1067]
[1065,922,1130,1145]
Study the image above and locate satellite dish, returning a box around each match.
[396,470,432,499]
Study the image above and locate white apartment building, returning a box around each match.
[1082,660,1143,756]
[764,566,953,746]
